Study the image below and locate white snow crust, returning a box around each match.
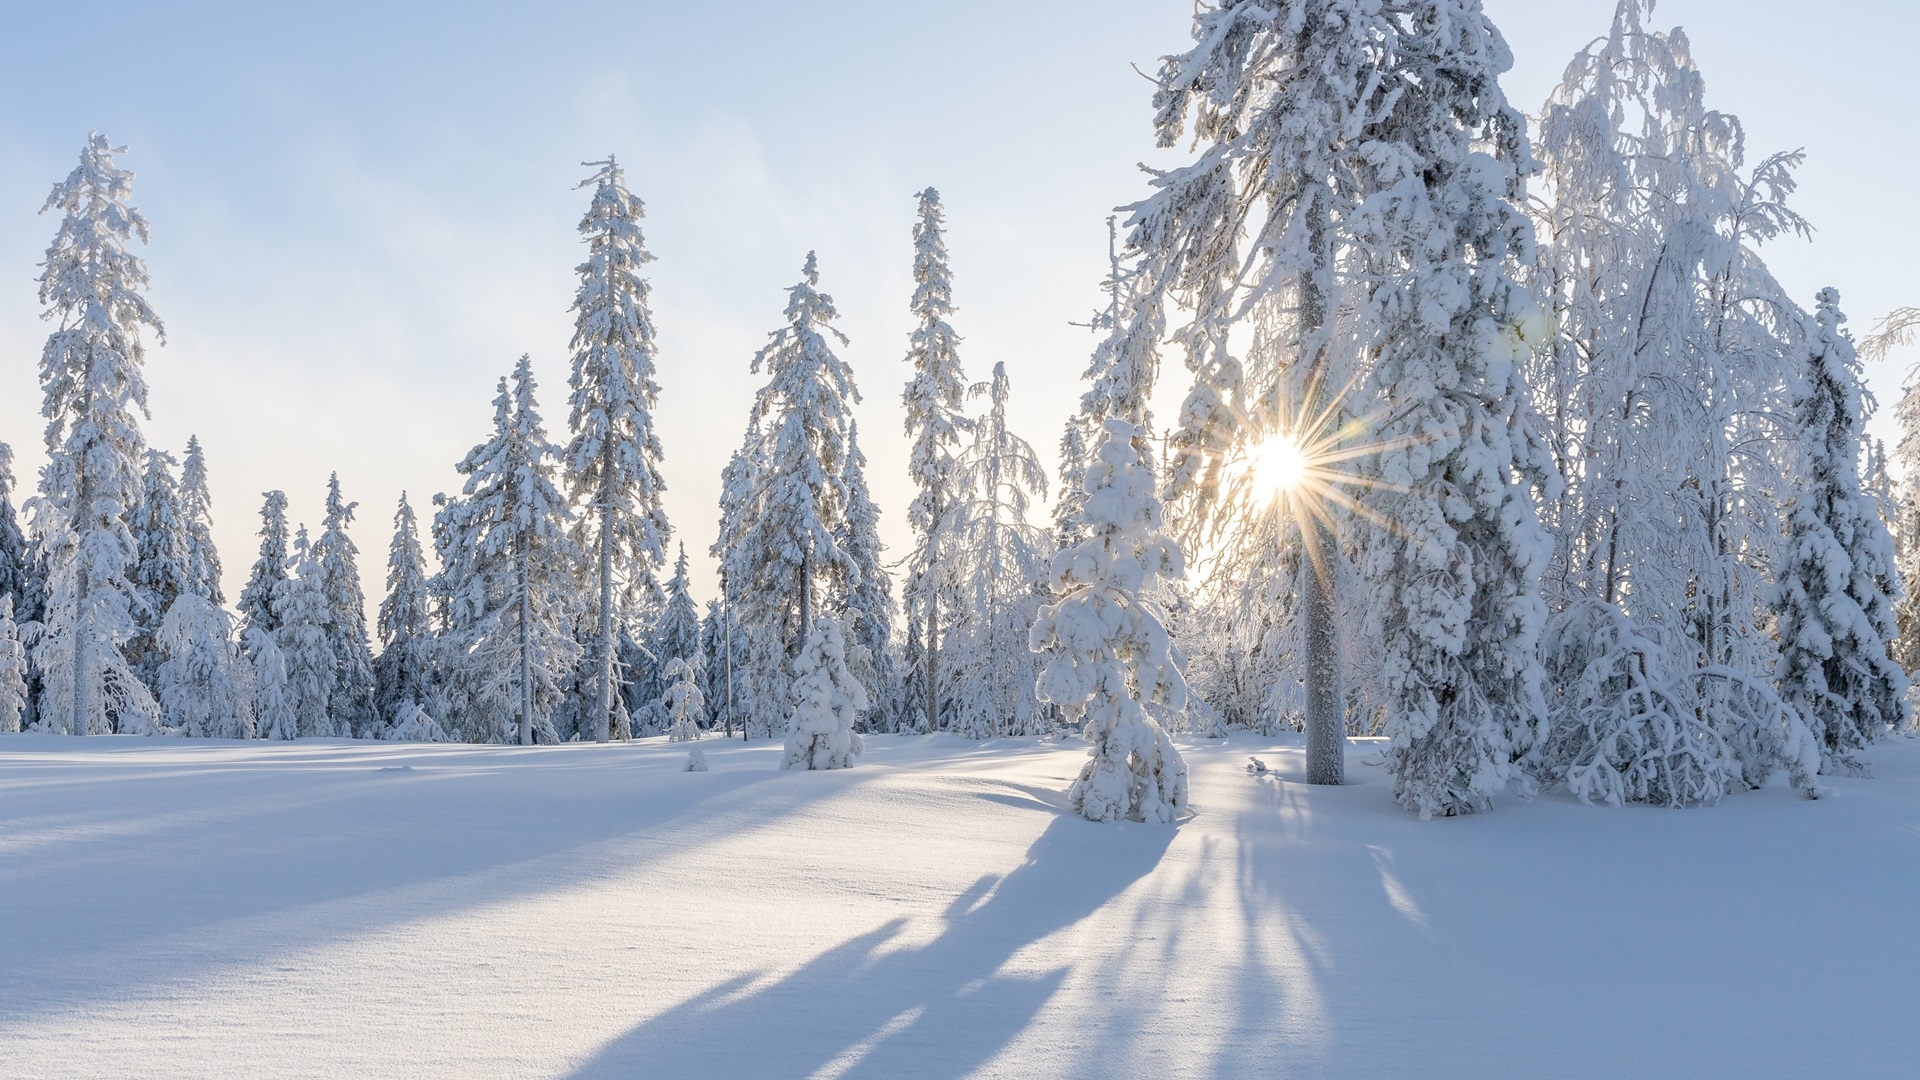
[3,731,1916,1077]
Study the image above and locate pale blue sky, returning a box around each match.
[1,0,1913,607]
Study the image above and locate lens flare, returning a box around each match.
[1249,433,1310,497]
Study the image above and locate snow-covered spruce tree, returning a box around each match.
[438,358,580,745]
[1774,289,1909,771]
[275,530,335,738]
[712,421,772,734]
[1033,419,1189,823]
[27,133,163,736]
[238,491,290,651]
[948,363,1052,738]
[781,616,867,770]
[375,493,436,731]
[1347,0,1557,819]
[697,598,729,731]
[836,423,901,732]
[0,597,26,733]
[178,435,222,605]
[0,444,36,731]
[663,656,705,742]
[155,593,254,739]
[129,448,189,693]
[1146,0,1419,785]
[731,254,862,736]
[900,188,972,734]
[565,156,671,743]
[646,544,703,720]
[1869,307,1920,674]
[247,628,296,741]
[312,473,377,735]
[1052,417,1092,556]
[1529,0,1818,797]
[0,443,29,618]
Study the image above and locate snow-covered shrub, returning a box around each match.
[781,617,866,771]
[386,702,451,743]
[663,656,705,743]
[154,593,254,739]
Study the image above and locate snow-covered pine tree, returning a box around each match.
[900,188,971,734]
[948,362,1052,738]
[27,133,163,736]
[238,491,290,651]
[1349,0,1556,819]
[0,597,26,733]
[438,358,580,745]
[781,616,867,770]
[247,628,296,741]
[713,421,780,736]
[663,656,705,742]
[129,448,190,693]
[178,435,223,605]
[275,529,335,738]
[155,592,254,739]
[312,473,377,735]
[647,543,703,717]
[836,422,901,731]
[565,156,671,744]
[729,254,863,738]
[375,493,436,732]
[1775,289,1910,771]
[1033,418,1189,823]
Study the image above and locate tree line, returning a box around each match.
[2,0,1917,824]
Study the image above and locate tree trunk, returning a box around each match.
[799,547,813,652]
[1300,193,1343,784]
[594,441,616,743]
[1302,518,1344,785]
[517,548,533,747]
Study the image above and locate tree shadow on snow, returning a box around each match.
[565,812,1175,1079]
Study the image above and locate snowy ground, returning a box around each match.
[2,730,1916,1079]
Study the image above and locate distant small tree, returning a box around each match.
[0,597,26,733]
[275,530,336,738]
[238,491,291,650]
[663,656,706,742]
[313,474,377,735]
[178,436,223,606]
[155,593,254,739]
[375,493,436,731]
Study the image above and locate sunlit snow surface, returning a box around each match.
[2,731,1915,1078]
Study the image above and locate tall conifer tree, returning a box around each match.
[239,491,291,651]
[178,436,223,605]
[1775,290,1910,770]
[313,474,377,735]
[900,189,971,732]
[565,156,670,743]
[29,133,163,736]
[375,492,435,728]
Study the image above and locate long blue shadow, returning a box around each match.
[567,812,1176,1079]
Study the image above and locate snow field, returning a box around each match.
[3,732,1918,1078]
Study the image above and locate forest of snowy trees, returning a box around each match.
[5,0,1920,823]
